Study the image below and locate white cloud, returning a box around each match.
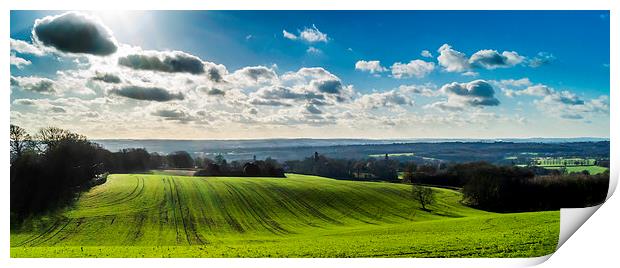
[10,76,56,94]
[513,84,554,97]
[118,50,206,74]
[109,85,185,102]
[469,50,525,69]
[528,52,556,67]
[228,66,278,87]
[421,50,433,58]
[397,84,438,97]
[32,12,118,56]
[355,89,414,110]
[304,103,323,114]
[495,80,606,121]
[10,38,45,56]
[429,80,500,110]
[462,71,478,77]
[299,24,328,43]
[390,60,435,79]
[507,84,585,106]
[10,54,32,69]
[282,30,297,40]
[437,44,539,73]
[493,78,533,97]
[246,67,354,109]
[283,25,328,43]
[535,94,607,121]
[496,78,532,88]
[355,60,387,74]
[437,44,470,73]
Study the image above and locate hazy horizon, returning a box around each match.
[90,136,610,141]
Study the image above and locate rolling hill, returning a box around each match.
[10,174,559,257]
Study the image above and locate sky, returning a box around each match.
[9,10,610,139]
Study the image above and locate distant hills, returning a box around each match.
[92,138,609,162]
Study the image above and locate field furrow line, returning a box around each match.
[171,177,196,245]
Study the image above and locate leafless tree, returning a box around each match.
[10,124,31,160]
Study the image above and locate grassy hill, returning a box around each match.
[10,174,559,257]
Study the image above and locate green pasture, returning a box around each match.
[544,165,608,175]
[11,174,559,257]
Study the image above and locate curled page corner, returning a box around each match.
[553,162,617,256]
[558,205,603,249]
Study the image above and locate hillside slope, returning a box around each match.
[11,174,559,257]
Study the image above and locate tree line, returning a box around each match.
[402,161,609,212]
[284,152,399,181]
[194,154,285,177]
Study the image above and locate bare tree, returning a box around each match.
[411,184,436,211]
[35,126,87,151]
[10,124,31,160]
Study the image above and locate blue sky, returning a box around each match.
[9,11,610,139]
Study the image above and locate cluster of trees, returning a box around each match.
[10,125,199,222]
[284,153,399,181]
[403,161,609,212]
[11,125,106,222]
[194,155,285,177]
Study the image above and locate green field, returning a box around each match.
[544,165,609,175]
[10,174,559,258]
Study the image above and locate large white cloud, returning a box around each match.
[429,80,500,110]
[498,81,606,121]
[118,50,205,74]
[437,44,470,73]
[437,44,535,73]
[108,86,185,102]
[32,12,118,56]
[247,67,353,107]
